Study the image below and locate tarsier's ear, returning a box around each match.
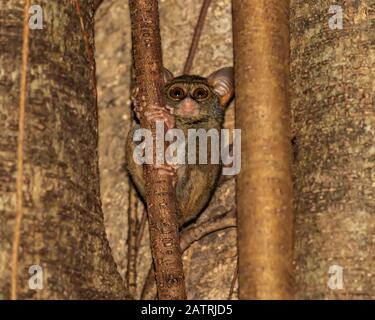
[163,68,174,84]
[207,67,234,107]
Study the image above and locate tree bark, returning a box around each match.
[128,0,186,299]
[232,0,294,299]
[291,0,375,299]
[0,0,126,299]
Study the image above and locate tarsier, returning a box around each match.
[126,67,234,226]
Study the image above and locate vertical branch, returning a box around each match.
[128,0,186,300]
[183,0,211,74]
[232,0,294,299]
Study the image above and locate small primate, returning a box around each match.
[126,67,234,226]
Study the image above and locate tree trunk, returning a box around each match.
[0,0,126,299]
[291,0,375,299]
[233,0,294,299]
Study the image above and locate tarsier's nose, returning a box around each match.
[176,97,199,117]
[176,97,200,117]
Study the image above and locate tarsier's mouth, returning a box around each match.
[175,107,200,117]
[175,115,210,125]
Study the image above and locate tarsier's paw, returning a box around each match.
[130,87,145,120]
[131,87,175,129]
[130,86,139,103]
[144,107,175,130]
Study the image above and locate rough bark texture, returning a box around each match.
[291,0,375,299]
[96,0,236,299]
[128,0,186,299]
[0,0,126,299]
[125,187,138,297]
[141,207,237,299]
[233,0,294,299]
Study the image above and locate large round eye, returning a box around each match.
[168,86,186,100]
[192,86,209,100]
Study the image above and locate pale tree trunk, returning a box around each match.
[291,0,375,299]
[233,0,294,299]
[0,0,126,299]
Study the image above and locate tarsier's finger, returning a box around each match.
[135,111,142,120]
[144,109,168,121]
[166,104,175,114]
[156,168,175,176]
[130,86,139,101]
[155,164,177,187]
[136,97,148,116]
[131,87,141,114]
[145,111,175,130]
[155,163,177,173]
